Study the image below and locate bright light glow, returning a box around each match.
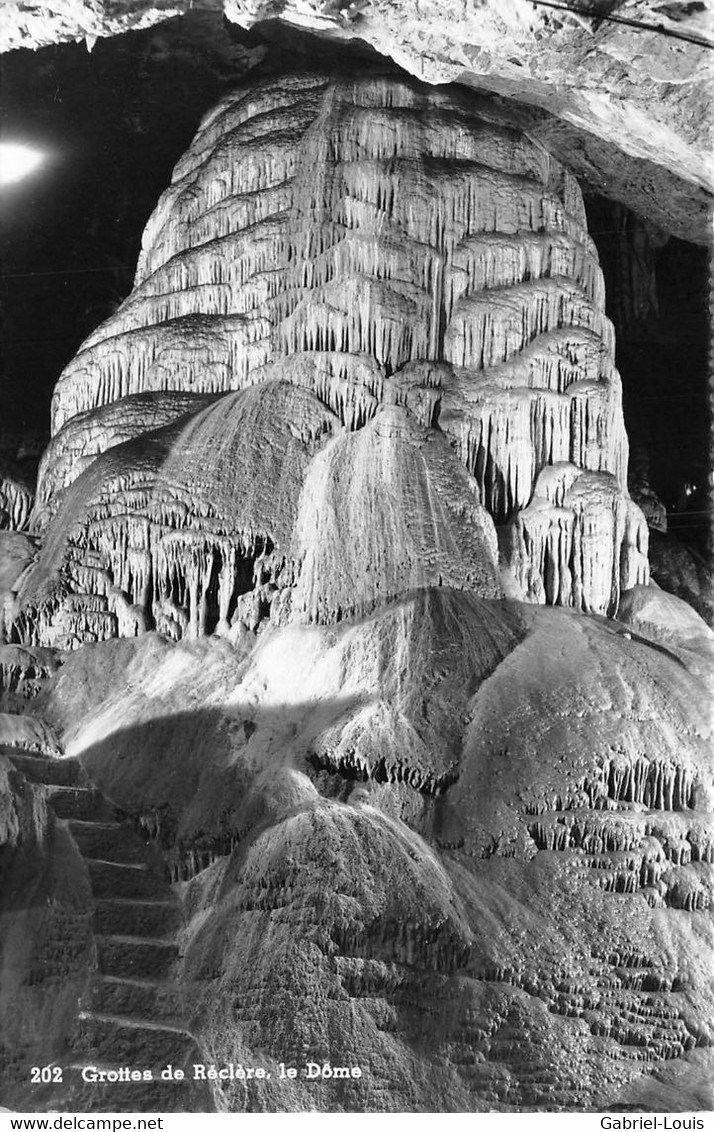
[0,143,44,186]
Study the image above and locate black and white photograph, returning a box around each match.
[0,0,712,1117]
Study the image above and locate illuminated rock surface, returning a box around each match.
[20,70,647,647]
[32,391,221,534]
[0,470,33,533]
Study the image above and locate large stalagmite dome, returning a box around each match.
[21,66,647,648]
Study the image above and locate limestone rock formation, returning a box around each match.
[648,533,714,629]
[628,446,669,536]
[618,585,714,680]
[18,68,647,647]
[27,589,713,1112]
[1,55,711,1117]
[0,532,38,647]
[503,463,648,614]
[32,391,222,534]
[0,742,94,1103]
[0,1,185,54]
[291,404,501,623]
[22,381,339,646]
[0,468,33,533]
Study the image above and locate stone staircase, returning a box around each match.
[4,744,214,1113]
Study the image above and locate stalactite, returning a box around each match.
[0,473,34,532]
[46,72,600,441]
[503,464,648,614]
[306,743,458,796]
[0,644,59,699]
[522,744,711,913]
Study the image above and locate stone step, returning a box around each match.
[97,935,179,979]
[46,784,118,822]
[87,858,168,899]
[74,1011,195,1066]
[65,1062,212,1113]
[94,897,182,938]
[6,751,83,787]
[87,975,184,1024]
[68,819,151,864]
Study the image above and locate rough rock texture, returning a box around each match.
[1,532,38,646]
[0,0,186,53]
[0,747,94,1102]
[18,69,647,648]
[648,533,714,629]
[1,2,710,244]
[21,381,339,646]
[0,468,34,533]
[32,391,222,534]
[33,589,713,1111]
[618,585,714,681]
[292,405,501,623]
[628,446,668,535]
[503,463,647,615]
[0,644,61,710]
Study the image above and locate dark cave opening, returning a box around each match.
[0,14,236,450]
[585,196,711,557]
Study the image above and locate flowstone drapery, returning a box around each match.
[18,68,647,649]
